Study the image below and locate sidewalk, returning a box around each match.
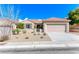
[0,41,79,52]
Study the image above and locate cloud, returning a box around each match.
[18,19,23,22]
[38,19,42,21]
[24,18,28,20]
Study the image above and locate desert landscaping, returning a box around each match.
[9,30,51,42]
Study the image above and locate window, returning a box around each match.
[26,24,32,29]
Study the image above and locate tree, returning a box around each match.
[0,5,20,41]
[16,22,24,29]
[68,8,79,25]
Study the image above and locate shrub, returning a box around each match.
[40,36,43,39]
[12,28,20,35]
[43,33,46,36]
[12,30,16,35]
[25,37,29,39]
[16,22,24,29]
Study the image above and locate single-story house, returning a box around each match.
[22,18,70,33]
[0,18,12,36]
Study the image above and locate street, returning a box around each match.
[0,47,79,54]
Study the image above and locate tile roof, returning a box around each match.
[30,20,43,23]
[0,18,19,26]
[0,18,12,26]
[20,17,70,24]
[43,17,70,22]
[22,20,33,23]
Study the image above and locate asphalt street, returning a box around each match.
[0,47,79,54]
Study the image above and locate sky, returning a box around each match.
[0,4,79,20]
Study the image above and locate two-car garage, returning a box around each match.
[43,18,70,32]
[46,24,66,32]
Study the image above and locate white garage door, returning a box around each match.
[47,24,66,32]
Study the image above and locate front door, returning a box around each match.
[36,23,43,32]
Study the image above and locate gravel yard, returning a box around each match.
[6,31,52,43]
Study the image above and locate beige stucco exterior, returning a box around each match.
[22,18,70,33]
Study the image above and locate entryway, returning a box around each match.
[36,23,44,32]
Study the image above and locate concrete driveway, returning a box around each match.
[47,32,79,44]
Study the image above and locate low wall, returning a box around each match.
[70,28,79,32]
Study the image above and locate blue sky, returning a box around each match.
[0,4,79,20]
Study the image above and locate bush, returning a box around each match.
[25,37,29,39]
[74,20,79,24]
[40,36,43,39]
[43,33,46,36]
[16,22,24,29]
[12,28,20,35]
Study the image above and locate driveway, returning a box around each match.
[47,32,79,44]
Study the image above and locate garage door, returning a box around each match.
[47,24,66,32]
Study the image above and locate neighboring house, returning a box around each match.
[0,18,18,36]
[0,18,12,36]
